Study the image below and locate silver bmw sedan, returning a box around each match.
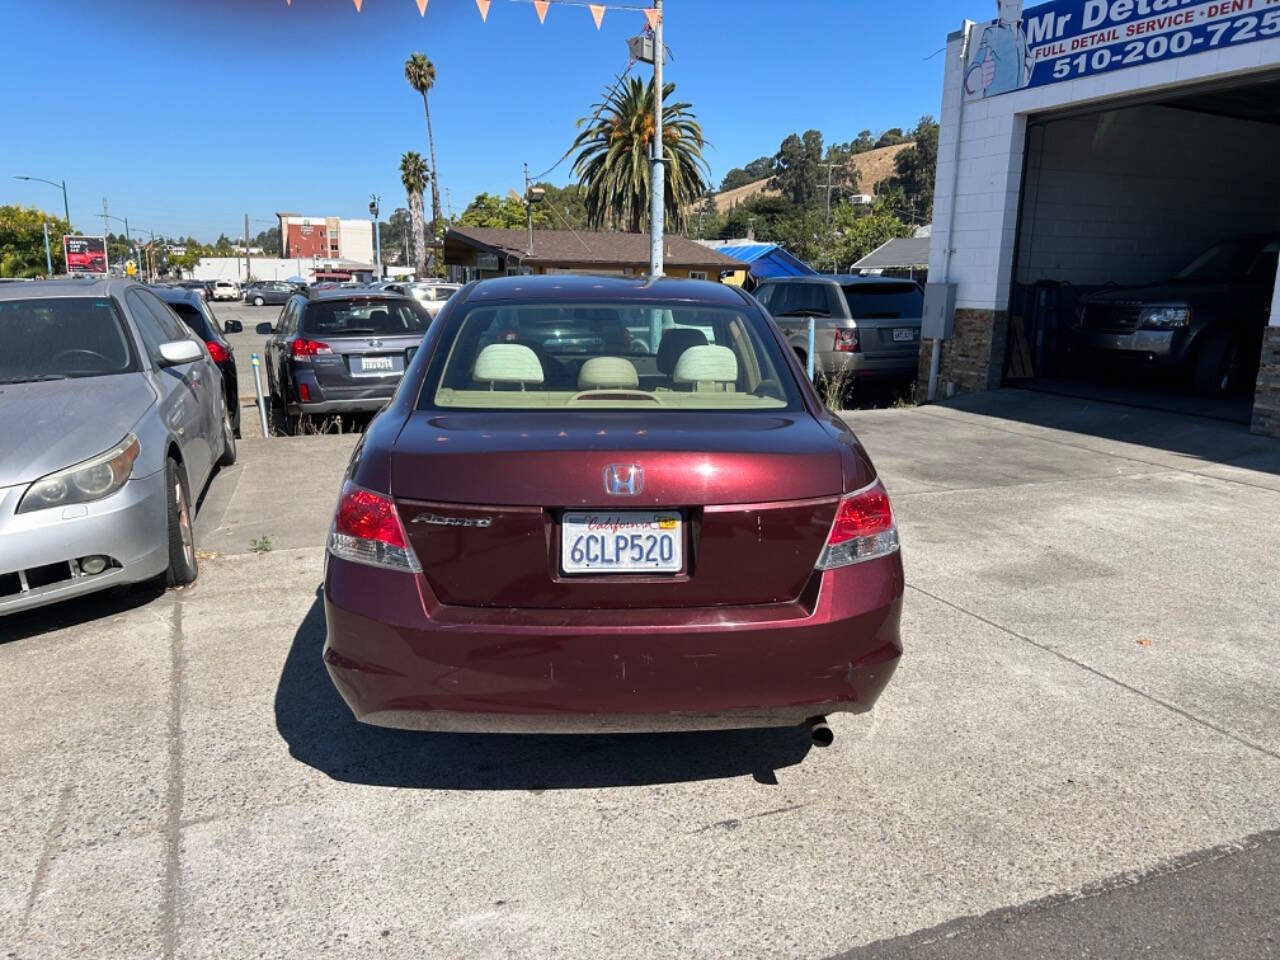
[0,278,236,616]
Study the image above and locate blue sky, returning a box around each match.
[1,0,971,241]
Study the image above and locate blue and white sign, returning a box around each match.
[966,0,1280,98]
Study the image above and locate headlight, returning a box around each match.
[18,434,140,514]
[1139,306,1190,329]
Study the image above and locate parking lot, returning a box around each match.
[3,385,1278,958]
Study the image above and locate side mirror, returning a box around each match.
[223,319,243,334]
[158,340,204,366]
[256,322,275,335]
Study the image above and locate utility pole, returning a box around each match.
[524,163,534,256]
[369,194,382,280]
[648,0,664,279]
[42,221,53,276]
[818,161,840,226]
[244,214,252,283]
[101,197,110,240]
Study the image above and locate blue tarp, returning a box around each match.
[715,243,816,279]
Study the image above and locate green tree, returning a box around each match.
[884,116,940,221]
[388,208,412,265]
[875,127,908,148]
[719,156,772,192]
[769,130,824,209]
[405,52,443,235]
[400,151,430,276]
[252,226,281,257]
[458,192,549,230]
[0,205,71,277]
[571,76,711,233]
[535,182,589,231]
[828,195,912,270]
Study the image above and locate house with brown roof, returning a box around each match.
[443,227,747,282]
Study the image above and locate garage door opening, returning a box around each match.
[1008,73,1280,424]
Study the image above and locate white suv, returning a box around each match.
[212,280,240,301]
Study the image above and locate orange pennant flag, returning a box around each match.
[476,0,491,21]
[416,0,429,14]
[533,0,549,22]
[589,3,605,28]
[644,7,660,30]
[353,0,362,10]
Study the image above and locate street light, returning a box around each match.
[13,175,71,227]
[369,194,382,281]
[102,213,134,275]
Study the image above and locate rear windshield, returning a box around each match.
[0,297,138,382]
[840,283,923,319]
[301,298,432,336]
[420,301,801,411]
[755,282,834,317]
[168,301,214,339]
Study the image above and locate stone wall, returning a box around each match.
[916,309,1009,400]
[1252,327,1280,439]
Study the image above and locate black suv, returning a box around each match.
[261,290,433,430]
[152,285,241,436]
[1072,233,1279,396]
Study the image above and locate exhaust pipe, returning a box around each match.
[805,716,834,748]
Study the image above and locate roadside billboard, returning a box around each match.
[64,235,109,274]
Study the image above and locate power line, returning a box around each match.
[527,56,635,182]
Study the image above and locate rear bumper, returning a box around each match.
[817,349,918,380]
[0,472,170,616]
[322,554,904,733]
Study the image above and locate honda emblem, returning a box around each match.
[603,464,643,496]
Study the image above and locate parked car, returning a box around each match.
[0,278,236,616]
[383,280,461,318]
[152,285,241,436]
[175,280,208,300]
[753,275,924,384]
[261,290,433,430]
[244,280,294,306]
[1071,233,1280,396]
[211,280,240,301]
[320,275,903,740]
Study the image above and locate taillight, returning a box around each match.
[815,481,899,570]
[292,338,331,358]
[298,382,310,403]
[205,340,229,363]
[833,328,860,353]
[327,481,421,572]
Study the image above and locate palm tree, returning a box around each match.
[399,151,429,276]
[404,53,442,234]
[570,76,711,234]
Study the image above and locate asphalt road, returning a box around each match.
[2,390,1278,958]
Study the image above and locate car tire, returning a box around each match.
[231,404,242,439]
[253,296,265,306]
[164,458,198,588]
[1193,329,1244,397]
[217,411,238,466]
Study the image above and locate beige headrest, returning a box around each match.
[578,356,639,389]
[672,344,738,384]
[474,343,543,384]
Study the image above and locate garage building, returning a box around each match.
[923,0,1280,437]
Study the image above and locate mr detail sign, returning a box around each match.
[966,0,1280,98]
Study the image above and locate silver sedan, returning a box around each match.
[0,278,236,616]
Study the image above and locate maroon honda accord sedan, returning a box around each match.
[322,275,903,741]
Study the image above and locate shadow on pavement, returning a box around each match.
[1,579,167,645]
[946,387,1280,475]
[274,596,813,790]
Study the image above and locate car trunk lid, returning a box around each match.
[390,410,849,609]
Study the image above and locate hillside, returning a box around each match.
[712,141,915,214]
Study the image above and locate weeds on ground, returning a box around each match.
[818,367,857,414]
[249,536,273,554]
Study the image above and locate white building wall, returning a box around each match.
[930,25,1280,312]
[193,257,309,282]
[337,219,374,265]
[1017,105,1280,287]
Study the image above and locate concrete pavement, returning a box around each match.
[2,390,1278,958]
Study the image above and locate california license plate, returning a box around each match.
[561,511,682,574]
[358,355,397,375]
[893,327,916,342]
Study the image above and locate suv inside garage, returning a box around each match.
[1008,72,1280,423]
